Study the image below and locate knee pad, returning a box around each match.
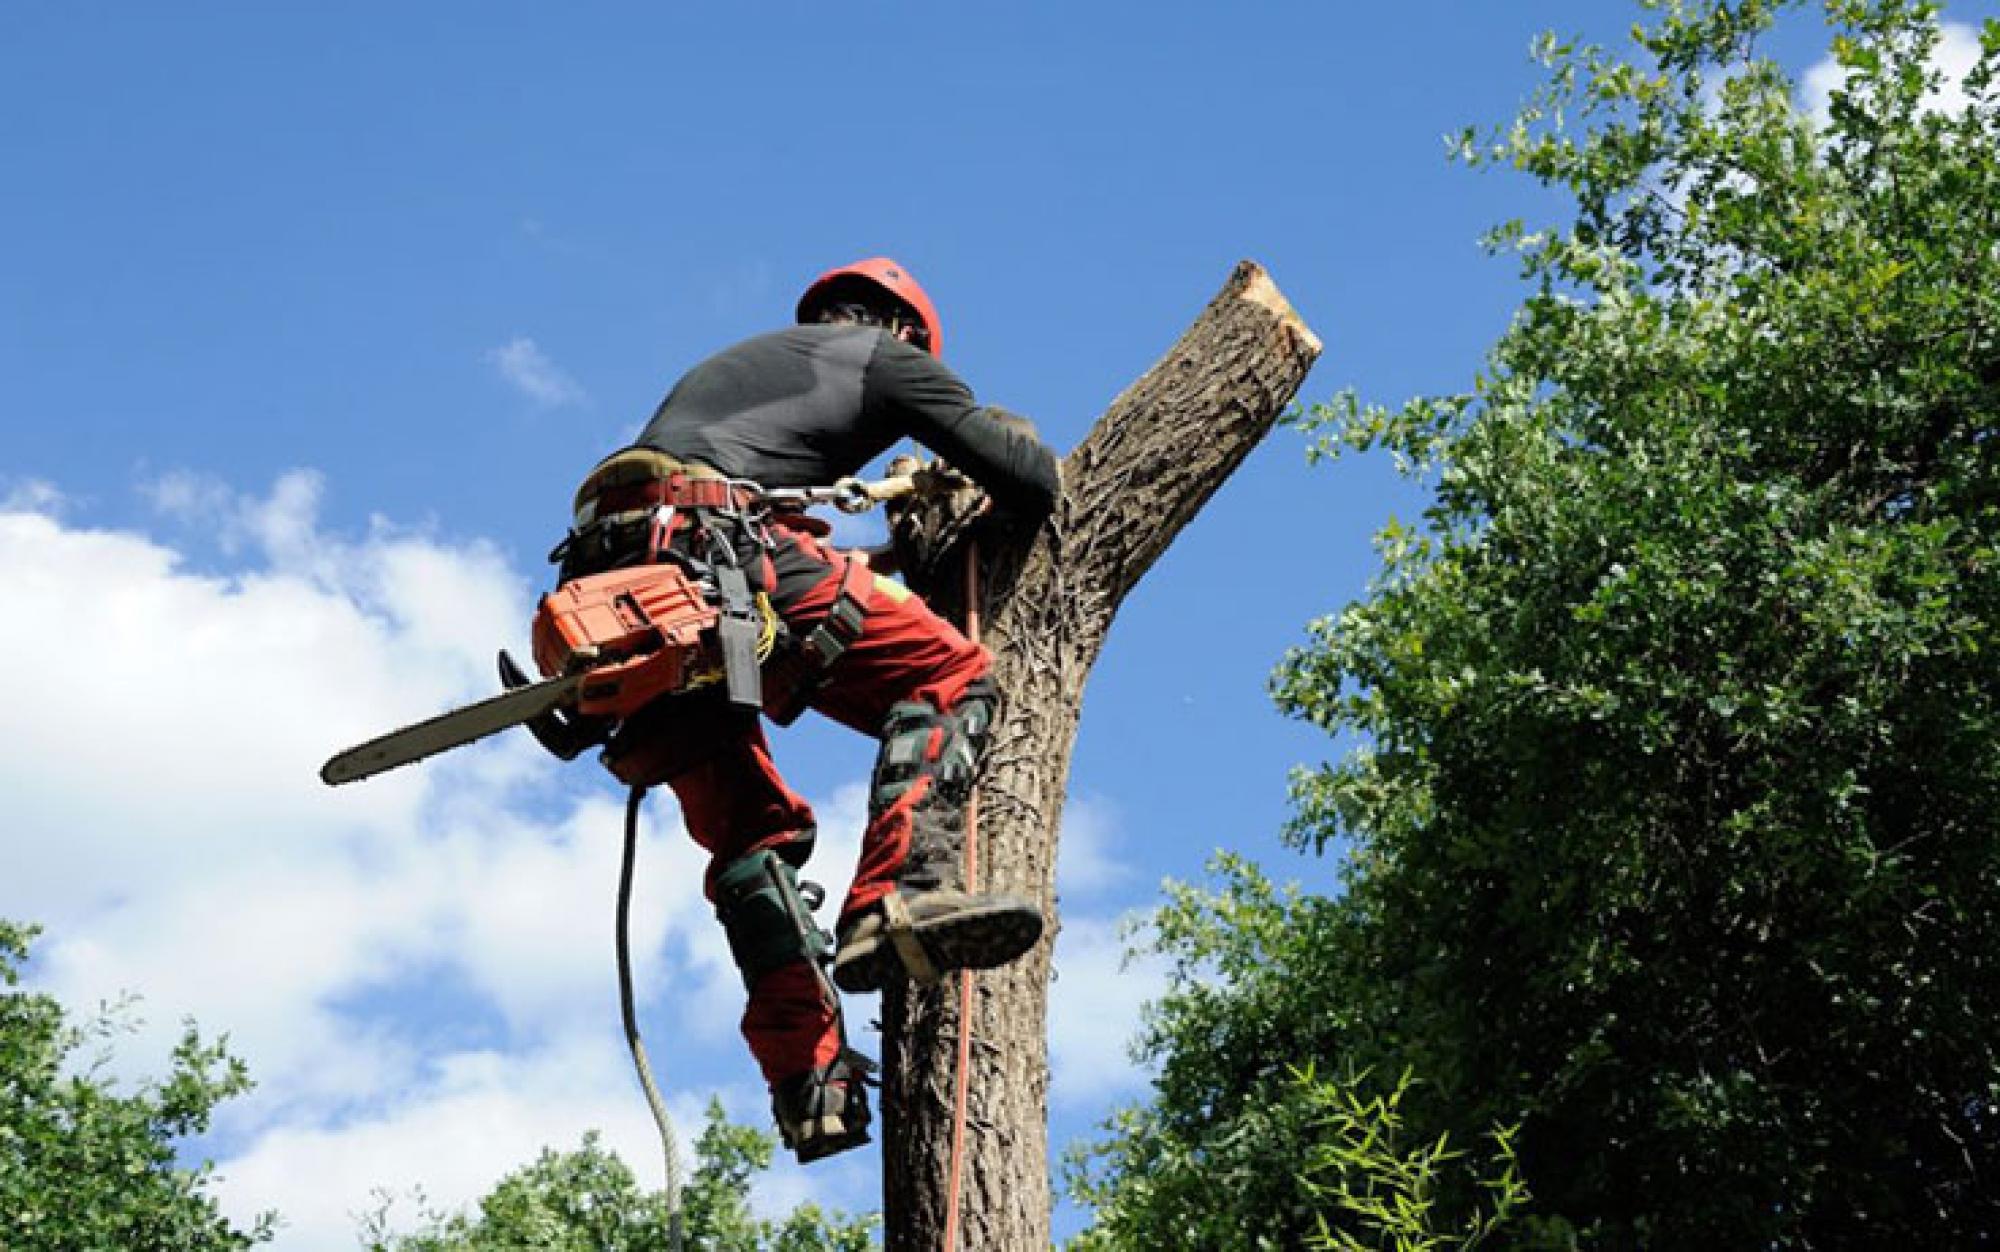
[868,678,999,820]
[713,850,834,993]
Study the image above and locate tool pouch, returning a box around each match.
[551,511,654,584]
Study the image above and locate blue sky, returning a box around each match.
[5,3,1993,1247]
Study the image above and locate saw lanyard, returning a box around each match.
[943,539,983,1252]
[619,786,685,1252]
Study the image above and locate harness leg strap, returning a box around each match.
[767,554,875,726]
[800,555,873,669]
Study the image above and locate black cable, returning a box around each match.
[619,785,684,1252]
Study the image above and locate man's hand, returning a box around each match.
[911,461,974,499]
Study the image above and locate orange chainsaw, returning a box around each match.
[318,473,918,787]
[319,561,719,786]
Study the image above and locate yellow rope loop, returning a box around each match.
[684,593,779,691]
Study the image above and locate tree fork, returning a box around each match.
[878,261,1321,1251]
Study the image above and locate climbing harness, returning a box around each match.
[554,451,782,710]
[552,451,911,723]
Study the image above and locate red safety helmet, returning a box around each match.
[796,256,943,357]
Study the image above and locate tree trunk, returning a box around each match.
[877,261,1322,1251]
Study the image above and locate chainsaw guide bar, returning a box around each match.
[321,561,725,787]
[320,672,585,786]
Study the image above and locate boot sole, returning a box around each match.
[833,900,1044,994]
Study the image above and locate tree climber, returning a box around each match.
[555,258,1058,1163]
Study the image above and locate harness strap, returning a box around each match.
[586,472,750,522]
[572,449,739,524]
[881,891,940,985]
[762,554,874,727]
[799,556,873,670]
[563,449,879,720]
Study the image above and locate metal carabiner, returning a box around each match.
[832,477,874,514]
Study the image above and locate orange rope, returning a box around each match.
[941,540,982,1252]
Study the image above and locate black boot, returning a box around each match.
[771,1049,878,1163]
[832,888,1044,994]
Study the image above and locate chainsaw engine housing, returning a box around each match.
[532,564,721,717]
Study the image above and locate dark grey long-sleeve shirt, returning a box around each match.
[633,325,1059,518]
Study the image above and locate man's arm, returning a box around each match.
[862,337,1060,520]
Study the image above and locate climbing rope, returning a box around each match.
[942,538,984,1252]
[618,786,685,1252]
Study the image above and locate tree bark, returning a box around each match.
[876,261,1322,1251]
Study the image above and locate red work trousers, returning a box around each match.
[606,520,988,1085]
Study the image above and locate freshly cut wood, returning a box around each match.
[877,261,1322,1251]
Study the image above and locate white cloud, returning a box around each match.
[1,477,67,514]
[2,473,1141,1247]
[1047,912,1168,1108]
[1048,796,1167,1104]
[1057,794,1129,898]
[1801,19,1983,127]
[487,336,587,408]
[2,473,529,918]
[223,1039,876,1250]
[202,778,878,1249]
[0,474,734,1247]
[217,1031,719,1246]
[143,467,237,527]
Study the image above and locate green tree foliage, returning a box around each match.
[1076,1,2000,1246]
[0,919,274,1251]
[362,1102,875,1252]
[1297,1064,1527,1252]
[1066,865,1530,1251]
